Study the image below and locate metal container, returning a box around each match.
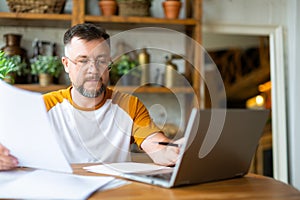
[164,56,178,88]
[139,48,150,85]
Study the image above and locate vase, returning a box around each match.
[1,33,30,83]
[1,34,27,58]
[162,0,182,19]
[98,0,117,16]
[138,48,150,86]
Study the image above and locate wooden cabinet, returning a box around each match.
[0,0,203,106]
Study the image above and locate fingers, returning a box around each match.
[141,133,184,166]
[157,146,180,166]
[0,143,10,155]
[149,147,179,166]
[167,147,180,164]
[0,155,18,170]
[0,144,18,170]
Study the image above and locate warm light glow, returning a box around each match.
[246,94,265,109]
[256,95,264,107]
[259,81,271,92]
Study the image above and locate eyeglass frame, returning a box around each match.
[64,56,113,71]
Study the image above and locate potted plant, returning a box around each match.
[30,55,63,86]
[110,54,140,85]
[98,0,117,16]
[0,50,28,84]
[0,50,16,83]
[8,54,29,83]
[162,0,182,19]
[117,0,152,16]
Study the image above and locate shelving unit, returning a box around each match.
[14,84,194,94]
[85,15,198,26]
[0,0,203,107]
[0,12,71,20]
[0,12,72,27]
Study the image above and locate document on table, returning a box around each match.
[0,81,130,199]
[0,80,72,173]
[84,162,173,176]
[0,169,117,200]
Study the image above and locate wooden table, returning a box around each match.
[73,164,300,200]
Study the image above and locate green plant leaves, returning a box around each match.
[30,55,63,78]
[0,51,18,81]
[111,55,139,76]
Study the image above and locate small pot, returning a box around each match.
[162,0,182,19]
[3,72,16,84]
[39,73,53,86]
[99,0,117,16]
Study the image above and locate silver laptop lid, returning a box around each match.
[171,109,269,187]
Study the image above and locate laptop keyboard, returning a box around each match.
[145,172,173,181]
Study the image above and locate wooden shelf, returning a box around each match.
[110,86,195,94]
[14,84,194,94]
[84,15,198,31]
[0,12,72,20]
[0,12,72,27]
[85,15,198,26]
[14,84,68,93]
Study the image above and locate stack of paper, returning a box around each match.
[0,170,115,199]
[0,80,72,173]
[0,80,129,199]
[84,162,173,176]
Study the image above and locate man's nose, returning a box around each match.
[87,61,99,72]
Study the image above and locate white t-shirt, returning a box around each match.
[43,87,160,164]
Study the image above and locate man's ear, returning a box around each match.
[61,57,69,73]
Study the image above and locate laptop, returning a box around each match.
[120,108,270,188]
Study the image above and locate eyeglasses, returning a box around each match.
[65,56,113,71]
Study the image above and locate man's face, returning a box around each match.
[62,37,111,98]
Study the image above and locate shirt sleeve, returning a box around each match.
[129,97,163,148]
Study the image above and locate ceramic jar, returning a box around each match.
[98,0,117,16]
[1,33,27,58]
[162,0,182,19]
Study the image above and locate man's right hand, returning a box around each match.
[0,143,18,171]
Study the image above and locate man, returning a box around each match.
[0,23,181,171]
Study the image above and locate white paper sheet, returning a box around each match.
[0,80,72,173]
[0,169,30,187]
[98,179,130,191]
[0,169,115,199]
[84,162,173,176]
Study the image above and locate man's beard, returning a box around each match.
[74,79,107,98]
